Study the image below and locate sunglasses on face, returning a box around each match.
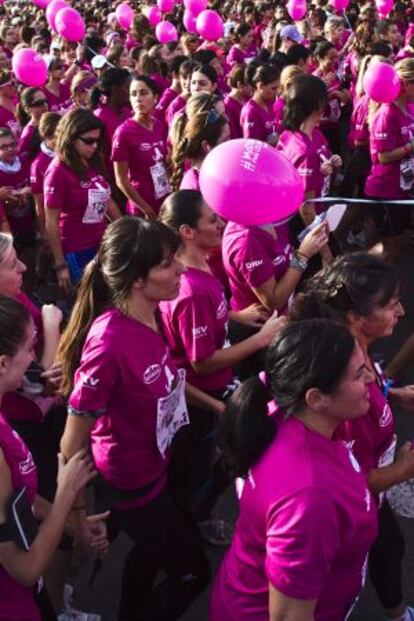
[30,99,48,107]
[0,141,16,150]
[78,136,99,145]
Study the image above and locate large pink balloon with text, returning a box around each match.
[199,139,304,225]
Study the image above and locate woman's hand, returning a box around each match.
[41,303,63,331]
[298,222,329,259]
[86,511,110,557]
[56,449,97,507]
[41,361,63,391]
[0,186,15,201]
[256,313,288,348]
[231,303,270,327]
[56,266,72,293]
[320,161,334,176]
[330,154,342,169]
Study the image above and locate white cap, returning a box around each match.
[91,54,107,70]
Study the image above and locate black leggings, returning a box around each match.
[369,499,405,610]
[110,488,210,621]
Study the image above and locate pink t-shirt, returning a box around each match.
[43,82,72,114]
[240,99,276,143]
[365,102,414,199]
[0,411,39,621]
[227,45,254,66]
[112,117,170,214]
[94,104,131,148]
[277,128,332,201]
[149,73,171,96]
[69,308,180,506]
[313,68,342,125]
[273,97,285,135]
[18,123,36,160]
[160,267,232,392]
[0,105,20,137]
[222,221,292,312]
[180,166,200,190]
[224,95,244,139]
[0,157,33,234]
[30,149,53,194]
[155,87,180,122]
[44,158,110,254]
[166,95,186,127]
[350,94,370,146]
[210,416,378,621]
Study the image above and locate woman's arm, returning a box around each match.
[45,207,71,292]
[0,447,95,587]
[106,198,122,222]
[113,161,157,220]
[185,382,225,415]
[367,440,414,493]
[269,584,316,621]
[378,142,413,165]
[33,193,47,242]
[40,304,62,370]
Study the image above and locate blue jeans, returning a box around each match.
[65,247,98,284]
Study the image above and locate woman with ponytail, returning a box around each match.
[59,217,210,620]
[17,87,49,161]
[290,252,414,621]
[240,63,280,144]
[210,319,377,621]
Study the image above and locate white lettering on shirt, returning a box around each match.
[143,363,162,385]
[80,372,100,389]
[245,259,263,270]
[379,403,392,427]
[192,326,208,339]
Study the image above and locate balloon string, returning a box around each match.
[84,45,116,68]
[305,196,414,205]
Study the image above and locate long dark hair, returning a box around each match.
[0,294,31,357]
[55,108,105,177]
[283,73,327,130]
[58,217,180,396]
[290,252,401,323]
[218,319,355,478]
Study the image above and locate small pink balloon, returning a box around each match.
[363,62,401,103]
[115,3,134,30]
[199,139,304,226]
[107,12,116,24]
[46,0,67,31]
[157,0,174,12]
[376,0,393,16]
[183,10,197,33]
[55,7,86,42]
[32,0,51,8]
[155,20,178,43]
[12,48,48,87]
[145,5,162,26]
[196,9,223,41]
[331,0,350,10]
[287,0,306,21]
[183,0,207,17]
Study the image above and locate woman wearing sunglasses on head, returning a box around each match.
[17,88,49,162]
[44,109,121,293]
[112,75,170,220]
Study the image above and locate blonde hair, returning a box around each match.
[325,16,345,36]
[395,57,414,82]
[279,65,304,96]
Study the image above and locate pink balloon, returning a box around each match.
[183,0,207,17]
[183,10,197,33]
[196,10,223,41]
[12,48,48,87]
[32,0,51,8]
[55,7,85,42]
[107,12,116,24]
[363,62,401,103]
[145,5,162,26]
[376,0,393,16]
[199,139,304,226]
[155,20,178,43]
[157,0,174,12]
[46,0,67,31]
[115,3,134,29]
[287,0,306,21]
[331,0,350,10]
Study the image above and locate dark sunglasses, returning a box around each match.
[0,141,16,150]
[30,99,48,107]
[78,136,99,146]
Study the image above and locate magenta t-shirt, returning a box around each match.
[227,45,254,66]
[210,416,378,621]
[94,104,131,147]
[273,97,285,135]
[241,99,276,143]
[30,149,53,194]
[277,128,332,202]
[43,82,72,114]
[160,267,232,392]
[222,221,292,312]
[0,157,33,234]
[180,166,200,190]
[365,102,414,199]
[69,308,180,506]
[112,117,170,214]
[155,87,180,122]
[18,123,36,160]
[44,158,110,254]
[0,105,20,137]
[224,95,244,139]
[350,94,370,146]
[0,411,39,621]
[166,95,186,127]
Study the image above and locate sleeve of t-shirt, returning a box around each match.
[265,488,340,600]
[242,107,262,140]
[371,108,400,154]
[44,164,66,210]
[30,159,42,194]
[111,125,129,162]
[174,295,218,362]
[68,339,118,418]
[230,232,275,289]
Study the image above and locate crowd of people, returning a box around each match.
[1,0,414,620]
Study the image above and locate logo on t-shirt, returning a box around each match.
[245,259,263,270]
[379,404,392,427]
[216,299,227,320]
[348,449,361,473]
[192,326,208,339]
[143,363,162,385]
[79,372,100,389]
[19,453,36,476]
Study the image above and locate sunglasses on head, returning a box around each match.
[78,135,99,145]
[30,98,48,107]
[204,108,221,126]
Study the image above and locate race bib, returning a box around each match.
[400,156,414,191]
[156,368,189,458]
[150,162,171,200]
[83,187,110,224]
